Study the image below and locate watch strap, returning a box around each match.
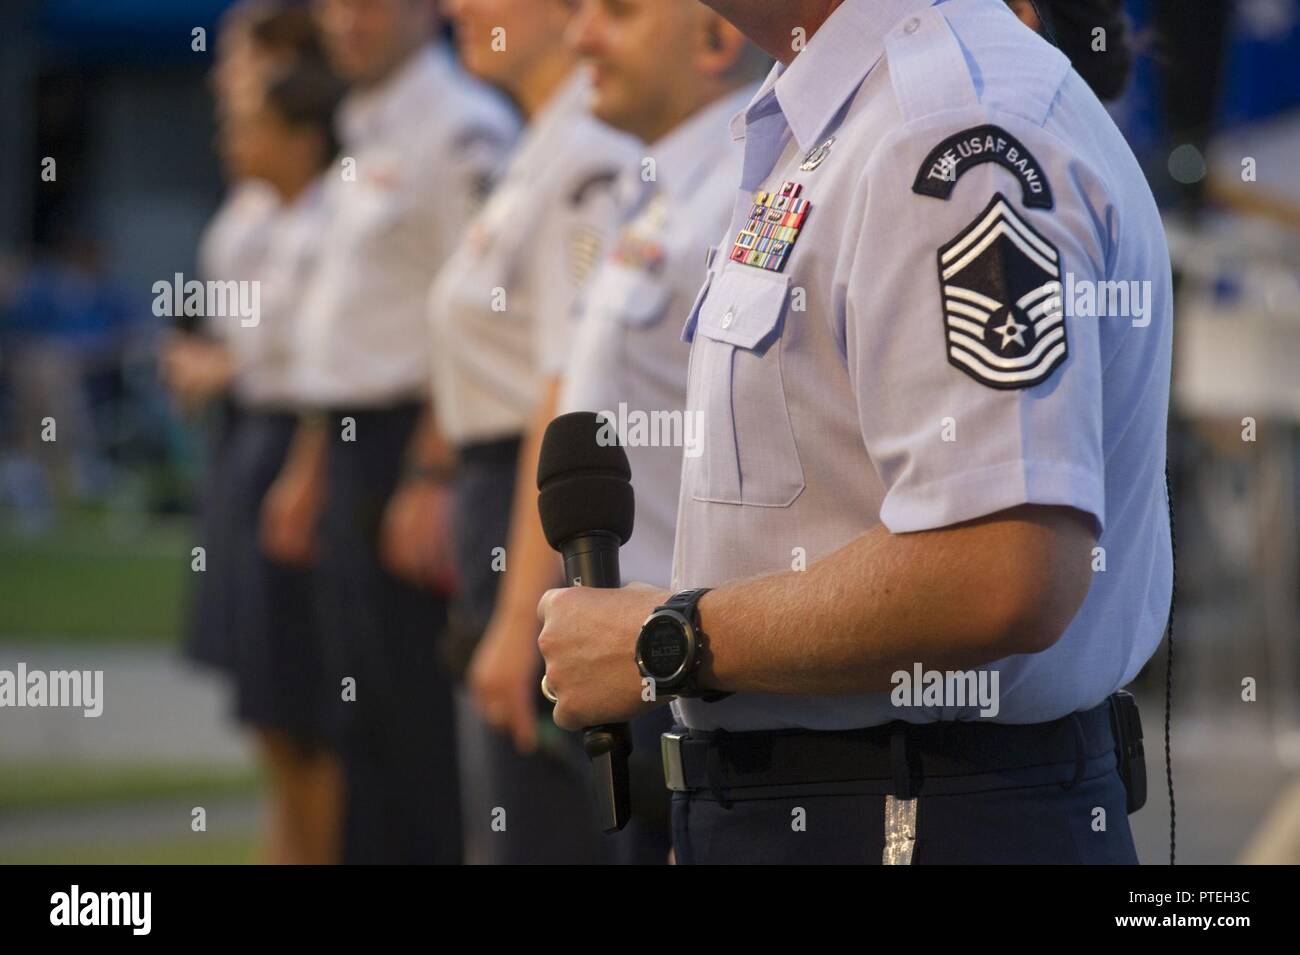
[657,588,712,621]
[658,588,729,702]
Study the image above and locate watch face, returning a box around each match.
[641,615,689,682]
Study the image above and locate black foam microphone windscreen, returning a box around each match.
[537,411,634,551]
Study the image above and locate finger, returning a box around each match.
[537,588,561,622]
[261,520,287,562]
[511,686,538,755]
[378,529,404,577]
[552,701,580,733]
[469,684,496,724]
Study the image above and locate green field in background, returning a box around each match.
[0,762,258,814]
[0,509,190,642]
[0,763,260,865]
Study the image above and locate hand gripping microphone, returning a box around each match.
[537,411,635,833]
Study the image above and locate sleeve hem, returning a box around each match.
[878,459,1105,536]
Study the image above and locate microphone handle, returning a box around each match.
[561,532,633,833]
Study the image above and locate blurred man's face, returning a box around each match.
[315,0,431,85]
[446,0,577,88]
[570,0,699,137]
[211,24,279,116]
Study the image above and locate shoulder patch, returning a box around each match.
[568,225,604,288]
[913,125,1053,210]
[937,193,1066,390]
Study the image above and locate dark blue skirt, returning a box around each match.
[181,400,243,672]
[226,410,334,748]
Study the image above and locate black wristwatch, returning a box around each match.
[635,589,729,702]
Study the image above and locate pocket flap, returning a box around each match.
[695,265,790,351]
[681,271,714,344]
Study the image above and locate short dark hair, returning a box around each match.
[262,62,348,168]
[223,0,325,65]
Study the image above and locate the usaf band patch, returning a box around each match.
[913,125,1054,210]
[938,193,1066,390]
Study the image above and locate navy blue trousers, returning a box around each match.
[672,752,1139,864]
[317,404,462,864]
[450,438,673,864]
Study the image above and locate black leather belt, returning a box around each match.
[663,696,1137,804]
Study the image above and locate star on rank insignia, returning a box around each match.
[730,180,810,272]
[937,193,1066,390]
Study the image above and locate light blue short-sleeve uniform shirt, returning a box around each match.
[560,85,756,587]
[671,0,1173,732]
[430,70,640,446]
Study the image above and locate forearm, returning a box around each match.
[697,506,1094,697]
[402,403,456,476]
[283,415,328,483]
[492,379,566,634]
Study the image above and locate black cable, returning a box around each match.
[1164,459,1176,864]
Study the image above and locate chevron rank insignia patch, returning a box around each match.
[937,193,1066,390]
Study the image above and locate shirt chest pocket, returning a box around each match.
[684,265,804,507]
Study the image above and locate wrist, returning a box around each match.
[635,588,730,701]
[694,590,723,694]
[491,599,542,640]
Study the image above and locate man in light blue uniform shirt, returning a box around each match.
[536,0,1172,864]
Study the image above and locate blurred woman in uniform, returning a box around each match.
[167,0,320,708]
[163,8,347,864]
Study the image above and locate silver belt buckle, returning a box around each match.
[661,729,689,792]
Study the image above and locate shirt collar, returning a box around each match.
[731,0,940,152]
[648,84,759,202]
[505,67,595,174]
[339,42,453,147]
[527,67,593,148]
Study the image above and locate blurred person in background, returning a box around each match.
[0,229,138,528]
[429,0,638,863]
[167,0,323,697]
[163,3,348,865]
[259,0,517,864]
[465,0,768,865]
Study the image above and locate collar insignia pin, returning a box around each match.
[799,137,835,171]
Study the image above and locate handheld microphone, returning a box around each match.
[537,411,636,833]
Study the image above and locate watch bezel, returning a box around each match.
[635,607,698,690]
